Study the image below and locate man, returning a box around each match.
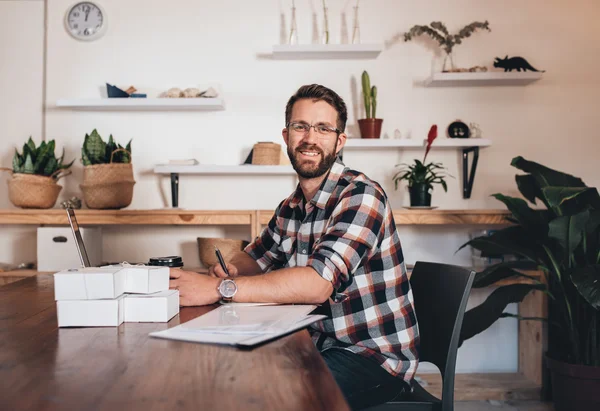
[169,84,419,410]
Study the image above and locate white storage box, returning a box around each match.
[57,295,125,327]
[37,226,102,271]
[102,265,170,294]
[124,290,180,323]
[54,267,126,300]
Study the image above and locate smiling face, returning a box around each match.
[283,99,346,180]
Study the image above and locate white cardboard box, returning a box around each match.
[57,295,125,327]
[54,267,126,300]
[122,266,170,294]
[37,227,102,271]
[124,290,180,322]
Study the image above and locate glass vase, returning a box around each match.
[351,6,361,44]
[442,51,456,72]
[289,6,298,45]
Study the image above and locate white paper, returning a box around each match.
[149,305,326,347]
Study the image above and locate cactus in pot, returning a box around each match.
[358,70,383,138]
[80,129,135,209]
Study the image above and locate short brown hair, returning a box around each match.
[285,84,348,133]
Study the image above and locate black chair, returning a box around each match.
[366,261,475,411]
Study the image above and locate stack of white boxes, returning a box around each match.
[54,265,179,327]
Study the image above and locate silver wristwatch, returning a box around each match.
[218,278,238,302]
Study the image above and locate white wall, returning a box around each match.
[2,0,600,373]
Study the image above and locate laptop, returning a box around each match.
[66,208,91,268]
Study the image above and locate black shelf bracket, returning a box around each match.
[170,173,179,208]
[462,147,479,199]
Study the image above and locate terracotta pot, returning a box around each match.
[409,184,431,207]
[358,118,383,139]
[546,355,600,411]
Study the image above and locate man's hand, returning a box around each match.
[208,262,239,278]
[169,269,221,306]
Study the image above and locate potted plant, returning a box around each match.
[457,156,600,410]
[80,129,135,209]
[357,70,382,139]
[404,20,491,72]
[1,138,74,209]
[392,125,450,207]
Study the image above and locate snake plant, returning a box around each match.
[12,137,74,179]
[81,129,132,166]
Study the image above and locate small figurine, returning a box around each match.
[469,123,482,139]
[61,196,82,209]
[447,120,470,139]
[493,55,545,72]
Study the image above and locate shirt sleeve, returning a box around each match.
[244,201,286,272]
[307,183,386,294]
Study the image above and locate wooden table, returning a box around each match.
[0,276,349,411]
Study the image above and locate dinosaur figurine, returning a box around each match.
[493,56,545,72]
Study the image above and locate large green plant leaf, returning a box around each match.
[512,156,587,188]
[43,157,57,176]
[23,154,34,174]
[472,260,540,288]
[570,265,600,310]
[84,129,106,164]
[12,150,23,172]
[492,193,548,239]
[515,174,541,205]
[459,283,547,346]
[542,187,600,212]
[548,210,590,259]
[459,226,541,262]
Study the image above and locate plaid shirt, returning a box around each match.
[245,158,419,382]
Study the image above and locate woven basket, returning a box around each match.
[197,237,250,268]
[81,163,135,209]
[252,142,281,165]
[7,173,62,209]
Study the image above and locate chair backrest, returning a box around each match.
[409,261,475,405]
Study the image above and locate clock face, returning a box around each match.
[65,2,107,41]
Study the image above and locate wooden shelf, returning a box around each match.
[424,71,543,87]
[153,164,296,175]
[55,98,225,110]
[272,44,383,60]
[417,372,540,401]
[344,138,491,149]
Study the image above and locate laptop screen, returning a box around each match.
[66,208,91,268]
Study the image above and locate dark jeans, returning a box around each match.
[321,348,410,410]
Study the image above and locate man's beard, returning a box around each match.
[287,140,338,179]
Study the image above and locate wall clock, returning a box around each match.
[65,2,107,41]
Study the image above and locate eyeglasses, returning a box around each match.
[287,122,341,137]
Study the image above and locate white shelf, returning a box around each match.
[55,98,225,110]
[272,44,383,60]
[344,138,491,149]
[154,164,296,175]
[424,72,543,87]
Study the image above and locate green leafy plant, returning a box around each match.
[361,70,377,119]
[392,125,451,192]
[81,129,132,166]
[404,20,491,55]
[458,156,600,367]
[12,137,74,179]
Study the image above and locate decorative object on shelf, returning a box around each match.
[493,55,545,72]
[159,87,218,98]
[392,125,452,207]
[80,129,135,209]
[457,156,600,411]
[447,120,470,139]
[289,0,299,45]
[60,196,82,209]
[469,122,482,139]
[357,71,382,139]
[450,65,488,73]
[2,137,74,209]
[64,1,107,41]
[321,0,330,44]
[197,237,250,268]
[351,0,361,44]
[106,83,146,98]
[404,20,491,72]
[250,142,282,165]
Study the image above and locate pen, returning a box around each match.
[214,246,230,276]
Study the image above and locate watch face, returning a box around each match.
[220,280,237,298]
[66,2,106,41]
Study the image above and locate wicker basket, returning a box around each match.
[252,142,281,165]
[81,163,135,209]
[7,173,62,209]
[197,237,250,268]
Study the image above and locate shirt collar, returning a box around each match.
[289,157,347,210]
